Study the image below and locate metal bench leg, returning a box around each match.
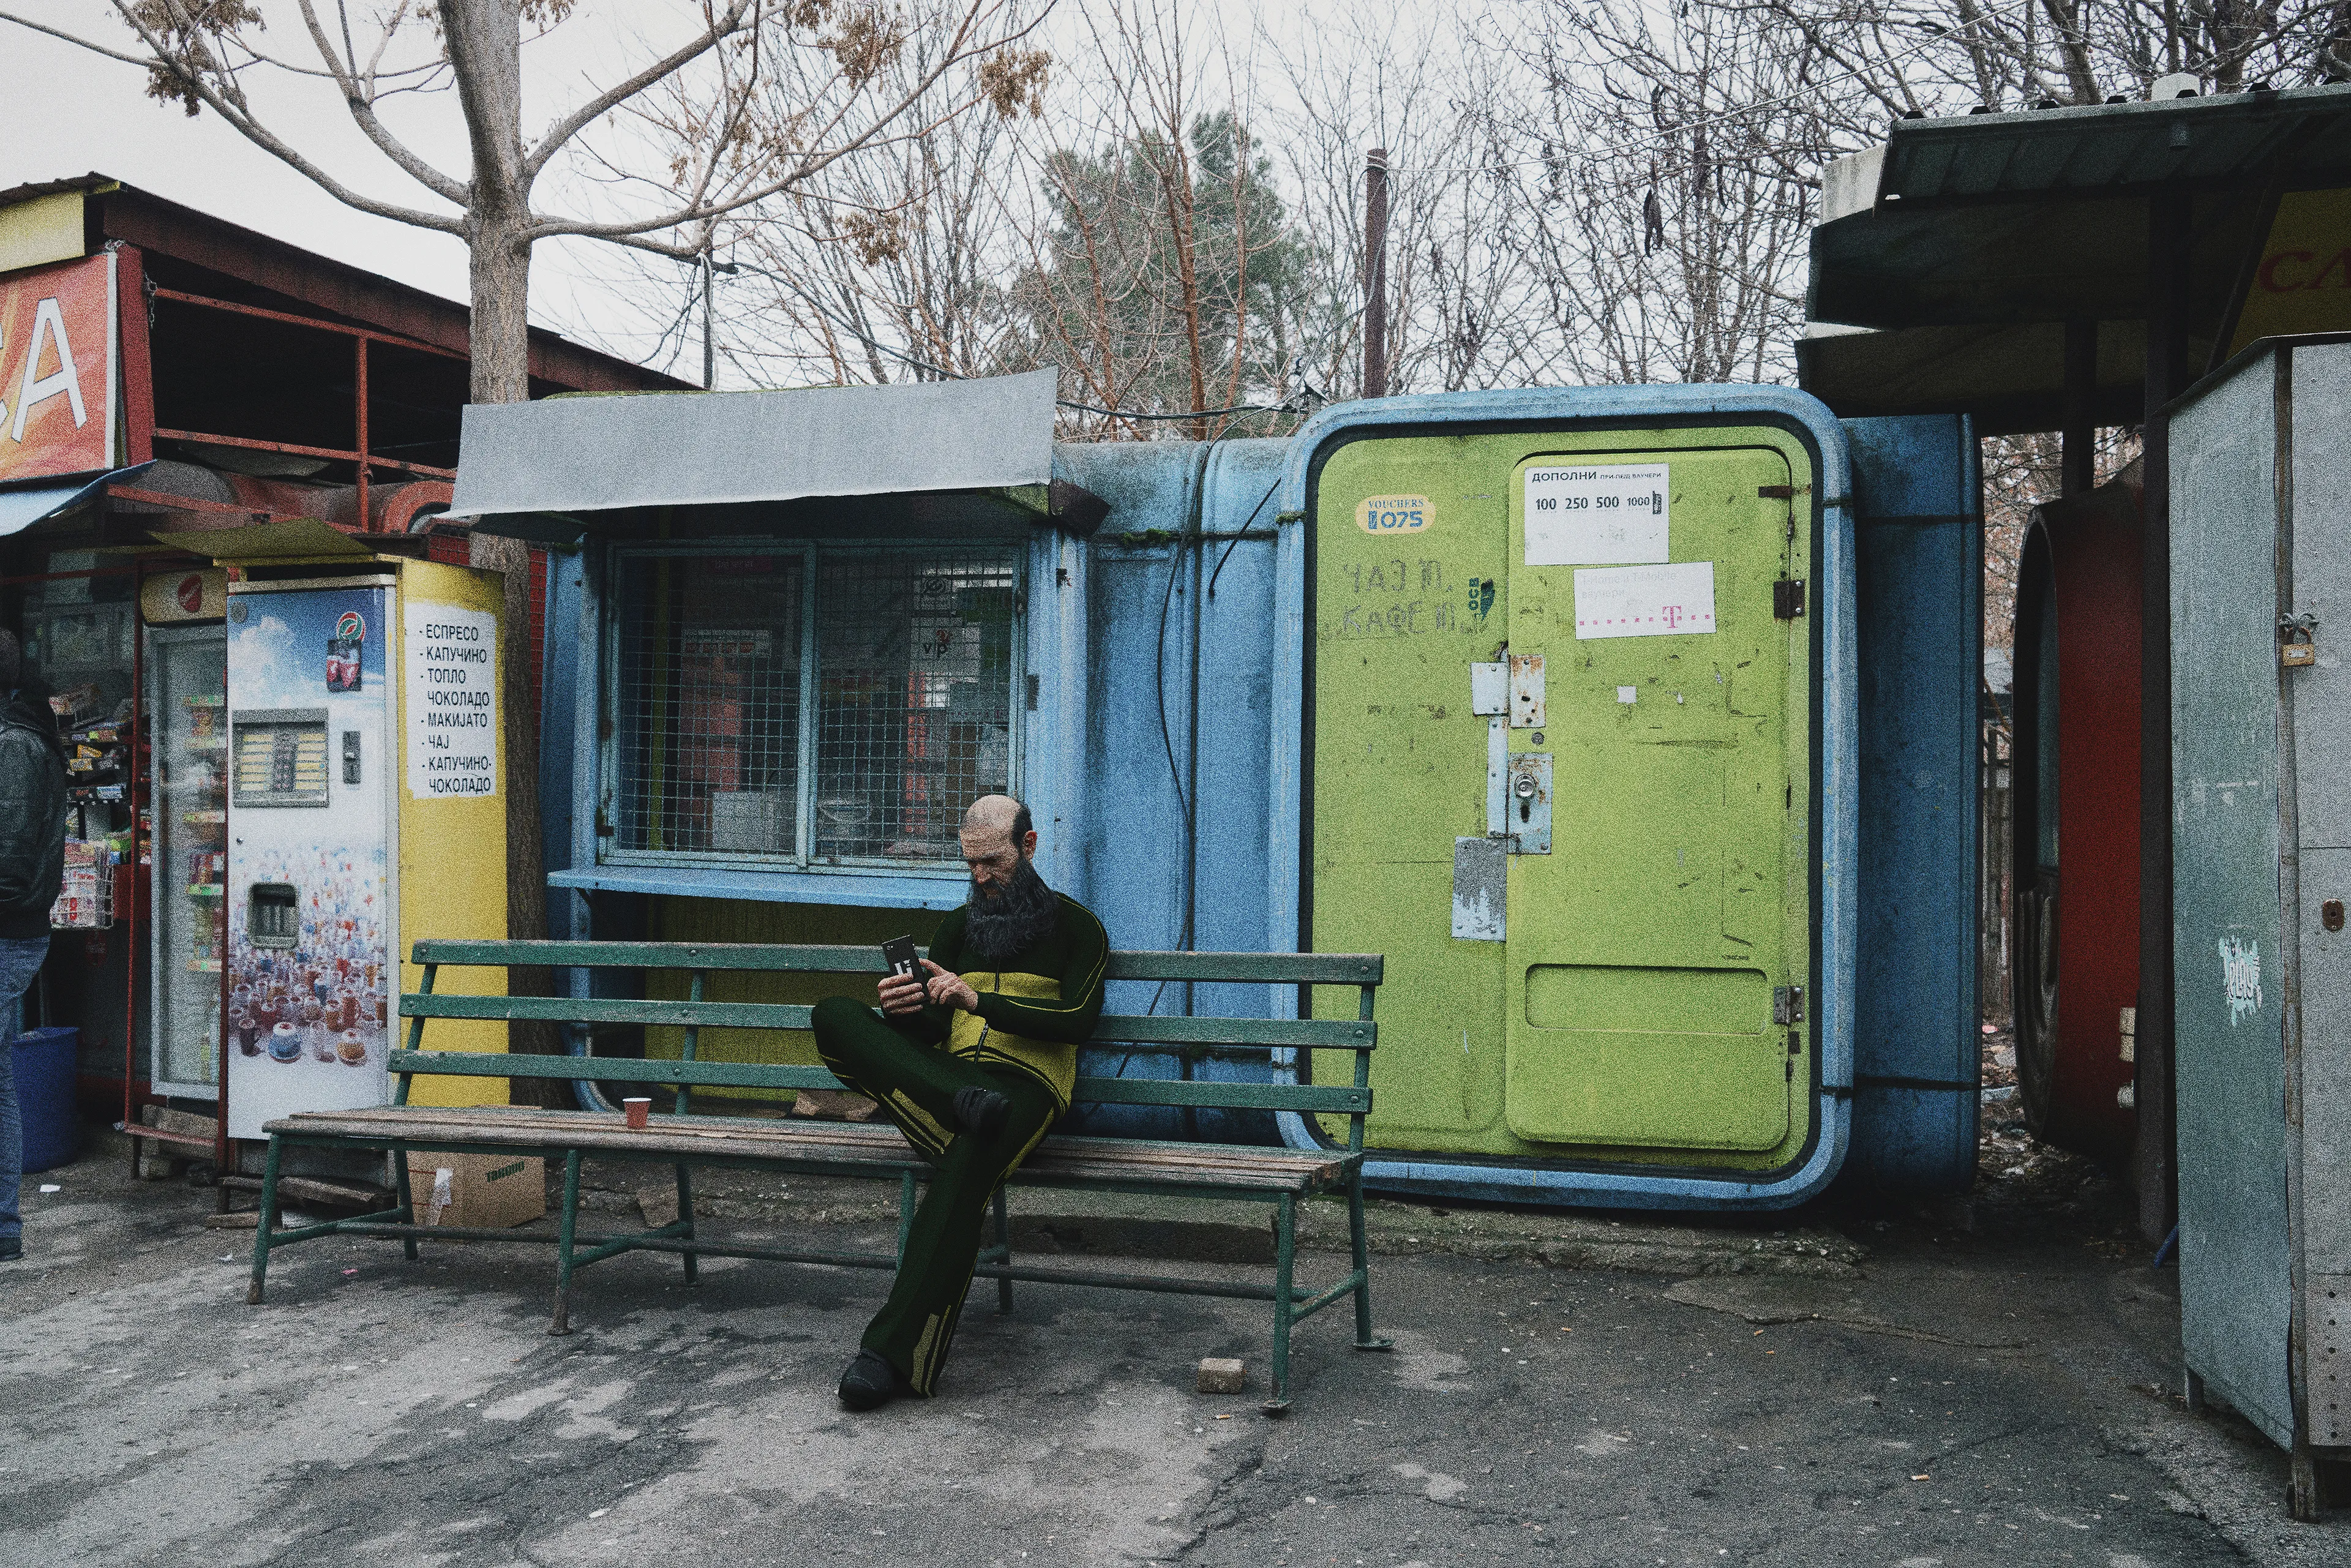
[1263,1192,1296,1417]
[549,1149,583,1337]
[994,1186,1013,1315]
[896,1169,916,1266]
[674,1162,699,1285]
[1348,1171,1392,1352]
[392,1144,418,1261]
[245,1135,284,1305]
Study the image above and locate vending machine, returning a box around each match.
[214,532,509,1140]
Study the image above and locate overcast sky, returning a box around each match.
[0,1,1309,375]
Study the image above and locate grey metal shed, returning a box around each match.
[2169,331,2351,1518]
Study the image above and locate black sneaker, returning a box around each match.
[0,1237,20,1263]
[953,1085,1010,1138]
[837,1349,908,1411]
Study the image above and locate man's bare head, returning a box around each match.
[960,795,1037,893]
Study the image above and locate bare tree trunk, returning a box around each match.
[445,0,536,405]
[443,0,557,1097]
[465,228,536,405]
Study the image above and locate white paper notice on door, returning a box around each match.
[1573,561,1717,640]
[1523,462,1669,565]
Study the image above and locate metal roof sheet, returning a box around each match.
[1807,84,2351,337]
[1876,84,2351,204]
[447,369,1057,519]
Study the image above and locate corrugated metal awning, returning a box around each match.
[1874,83,2351,203]
[1806,84,2351,332]
[448,369,1057,520]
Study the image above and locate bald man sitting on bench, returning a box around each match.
[811,794,1109,1409]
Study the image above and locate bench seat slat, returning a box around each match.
[264,1109,1351,1191]
[408,940,1381,987]
[400,994,1374,1050]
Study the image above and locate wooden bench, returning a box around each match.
[246,940,1389,1412]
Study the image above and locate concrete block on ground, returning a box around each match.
[1196,1357,1246,1394]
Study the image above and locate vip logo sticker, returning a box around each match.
[2218,934,2263,1025]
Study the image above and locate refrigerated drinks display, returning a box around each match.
[148,626,228,1098]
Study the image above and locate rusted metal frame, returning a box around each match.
[148,286,465,361]
[149,426,456,482]
[105,486,275,521]
[115,244,155,464]
[354,337,370,530]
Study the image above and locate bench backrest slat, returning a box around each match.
[400,992,1373,1051]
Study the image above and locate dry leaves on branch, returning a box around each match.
[981,45,1049,118]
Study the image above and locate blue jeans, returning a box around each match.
[0,934,50,1248]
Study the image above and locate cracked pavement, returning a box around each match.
[3,1138,2347,1566]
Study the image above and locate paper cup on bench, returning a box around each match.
[623,1097,651,1130]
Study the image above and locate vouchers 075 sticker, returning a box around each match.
[1524,462,1668,565]
[1357,494,1432,535]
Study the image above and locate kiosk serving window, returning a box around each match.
[606,544,1021,868]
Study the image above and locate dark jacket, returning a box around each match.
[0,688,67,940]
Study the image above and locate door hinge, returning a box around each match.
[1757,484,1805,500]
[1773,579,1806,620]
[1773,985,1804,1025]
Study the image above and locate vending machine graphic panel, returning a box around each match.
[225,582,394,1139]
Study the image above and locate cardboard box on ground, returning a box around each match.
[407,1153,546,1229]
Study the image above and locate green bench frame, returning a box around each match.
[246,940,1389,1412]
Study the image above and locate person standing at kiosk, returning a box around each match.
[0,629,69,1264]
[812,794,1108,1408]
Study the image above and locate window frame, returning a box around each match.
[596,537,1026,876]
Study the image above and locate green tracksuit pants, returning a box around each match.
[809,996,1059,1395]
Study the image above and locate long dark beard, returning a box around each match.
[962,856,1058,963]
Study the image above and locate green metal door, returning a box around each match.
[1311,429,1813,1169]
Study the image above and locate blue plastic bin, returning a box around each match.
[11,1026,81,1173]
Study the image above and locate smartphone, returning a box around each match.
[880,936,920,981]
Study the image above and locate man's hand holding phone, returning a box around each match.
[878,937,926,1016]
[875,939,981,1016]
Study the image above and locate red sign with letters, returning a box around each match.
[0,252,117,484]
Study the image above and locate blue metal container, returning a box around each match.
[528,388,1981,1207]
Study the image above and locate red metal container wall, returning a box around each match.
[2012,470,2143,1164]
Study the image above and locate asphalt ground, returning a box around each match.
[2,1120,2347,1567]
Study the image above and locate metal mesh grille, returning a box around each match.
[814,551,1017,860]
[613,554,804,857]
[610,546,1017,864]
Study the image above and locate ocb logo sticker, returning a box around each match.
[1356,495,1431,535]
